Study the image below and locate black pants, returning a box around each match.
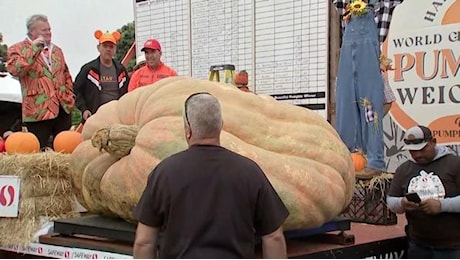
[0,101,22,136]
[25,106,71,149]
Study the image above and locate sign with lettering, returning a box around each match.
[383,0,460,145]
[0,176,20,217]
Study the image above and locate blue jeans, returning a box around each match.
[335,10,385,171]
[408,241,460,259]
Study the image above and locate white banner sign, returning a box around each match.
[0,175,20,217]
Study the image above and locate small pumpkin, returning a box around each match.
[351,152,367,172]
[235,70,248,85]
[53,130,83,154]
[0,137,5,153]
[5,127,40,154]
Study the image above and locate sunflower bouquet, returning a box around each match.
[343,0,369,22]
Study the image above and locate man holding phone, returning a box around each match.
[387,125,460,258]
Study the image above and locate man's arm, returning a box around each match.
[73,65,89,113]
[133,222,159,259]
[7,43,42,77]
[261,226,287,259]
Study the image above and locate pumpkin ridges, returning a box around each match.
[70,140,101,210]
[81,153,119,215]
[82,102,121,140]
[73,77,355,230]
[221,131,350,228]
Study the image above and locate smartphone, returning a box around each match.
[405,193,421,203]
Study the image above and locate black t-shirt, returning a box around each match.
[388,154,460,249]
[133,144,289,258]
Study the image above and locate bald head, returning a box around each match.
[184,92,223,142]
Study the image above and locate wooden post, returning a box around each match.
[328,1,341,127]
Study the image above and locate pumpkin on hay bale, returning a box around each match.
[71,76,355,230]
[0,151,78,245]
[53,130,83,154]
[4,127,40,154]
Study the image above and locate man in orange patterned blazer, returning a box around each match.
[7,14,75,148]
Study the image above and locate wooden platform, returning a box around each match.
[38,215,407,258]
[53,214,352,245]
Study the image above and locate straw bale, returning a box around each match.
[19,195,75,219]
[0,151,71,179]
[21,176,73,198]
[0,212,81,246]
[0,217,41,246]
[0,194,79,245]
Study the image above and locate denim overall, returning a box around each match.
[335,9,385,171]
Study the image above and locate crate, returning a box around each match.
[341,174,397,225]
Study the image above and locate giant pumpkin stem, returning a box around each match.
[91,124,139,159]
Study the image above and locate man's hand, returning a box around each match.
[31,35,45,48]
[401,197,419,211]
[420,199,442,215]
[82,110,92,121]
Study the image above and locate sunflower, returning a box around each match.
[346,0,368,17]
[379,54,394,72]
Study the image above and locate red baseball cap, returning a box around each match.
[141,39,161,52]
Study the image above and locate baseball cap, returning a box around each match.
[403,125,433,151]
[94,30,121,44]
[141,39,161,52]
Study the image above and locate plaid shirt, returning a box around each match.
[333,0,403,43]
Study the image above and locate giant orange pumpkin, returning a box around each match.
[53,130,83,154]
[5,127,40,154]
[71,77,355,230]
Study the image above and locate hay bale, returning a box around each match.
[20,195,75,219]
[21,176,73,198]
[0,217,41,246]
[0,151,77,245]
[0,151,71,179]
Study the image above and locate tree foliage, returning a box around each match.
[115,22,136,71]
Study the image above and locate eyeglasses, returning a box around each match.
[403,138,430,145]
[184,92,211,127]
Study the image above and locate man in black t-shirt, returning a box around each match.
[133,92,289,259]
[387,125,460,258]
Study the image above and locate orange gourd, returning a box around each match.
[351,152,367,172]
[5,127,40,154]
[53,130,82,154]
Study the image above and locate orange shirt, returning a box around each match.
[7,39,74,122]
[128,62,177,92]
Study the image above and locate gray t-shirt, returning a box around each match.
[99,64,119,106]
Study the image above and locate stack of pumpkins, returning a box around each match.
[1,127,82,154]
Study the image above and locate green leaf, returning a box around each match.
[43,68,53,79]
[35,93,48,105]
[59,85,66,92]
[29,71,38,78]
[23,116,36,122]
[27,57,34,64]
[21,47,28,55]
[71,107,82,126]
